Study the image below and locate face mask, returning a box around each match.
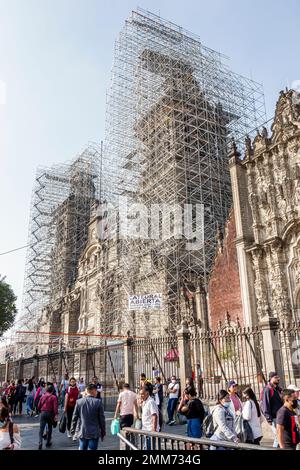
[291,399,298,409]
[223,402,230,408]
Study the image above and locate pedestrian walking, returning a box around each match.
[78,377,86,396]
[6,381,16,413]
[166,375,180,425]
[261,371,282,447]
[26,378,36,416]
[34,380,46,417]
[64,377,80,439]
[210,390,239,450]
[114,383,139,429]
[60,373,69,409]
[153,377,164,412]
[241,387,263,445]
[227,380,242,415]
[13,379,26,415]
[276,388,300,450]
[180,386,205,439]
[37,383,58,450]
[91,377,103,399]
[140,384,160,450]
[70,383,106,450]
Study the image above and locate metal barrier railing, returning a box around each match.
[117,432,138,450]
[121,428,276,451]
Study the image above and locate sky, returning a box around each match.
[0,0,299,311]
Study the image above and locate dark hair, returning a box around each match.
[28,379,34,392]
[243,387,261,417]
[123,383,130,389]
[47,384,54,394]
[186,377,194,387]
[0,406,9,422]
[185,385,196,397]
[140,373,146,379]
[141,383,153,395]
[282,389,296,400]
[86,383,97,392]
[217,389,229,404]
[69,377,76,382]
[17,379,22,385]
[0,396,8,408]
[155,377,161,383]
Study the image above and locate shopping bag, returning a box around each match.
[111,418,120,436]
[134,418,142,430]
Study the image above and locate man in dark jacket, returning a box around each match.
[261,371,283,448]
[70,383,106,450]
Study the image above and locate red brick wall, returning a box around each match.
[208,210,243,329]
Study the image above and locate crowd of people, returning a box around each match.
[0,370,300,450]
[113,371,300,450]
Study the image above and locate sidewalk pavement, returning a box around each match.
[13,412,273,450]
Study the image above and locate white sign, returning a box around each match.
[128,293,162,310]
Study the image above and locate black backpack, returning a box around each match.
[202,408,217,438]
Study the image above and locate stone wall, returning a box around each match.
[207,210,243,329]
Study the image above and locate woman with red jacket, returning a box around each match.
[64,377,79,439]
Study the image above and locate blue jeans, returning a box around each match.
[167,398,178,422]
[26,395,34,414]
[79,438,99,450]
[187,418,202,438]
[271,419,279,448]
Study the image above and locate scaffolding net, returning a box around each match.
[15,144,101,357]
[100,8,266,337]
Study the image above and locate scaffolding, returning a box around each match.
[16,143,101,356]
[100,8,266,337]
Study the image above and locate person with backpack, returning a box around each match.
[34,380,46,417]
[261,371,283,447]
[180,386,205,439]
[210,390,239,450]
[38,383,58,450]
[242,387,263,445]
[64,377,80,439]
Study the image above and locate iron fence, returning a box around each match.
[190,325,268,401]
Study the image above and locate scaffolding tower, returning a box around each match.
[100,9,266,336]
[17,144,101,355]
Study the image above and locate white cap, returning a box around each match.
[287,384,300,392]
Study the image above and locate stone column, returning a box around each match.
[229,149,256,326]
[124,334,134,388]
[4,361,9,383]
[176,321,192,389]
[260,317,284,381]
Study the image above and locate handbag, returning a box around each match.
[59,412,67,433]
[234,414,254,443]
[134,418,142,430]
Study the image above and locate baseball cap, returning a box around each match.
[287,384,300,392]
[228,380,238,388]
[269,371,279,379]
